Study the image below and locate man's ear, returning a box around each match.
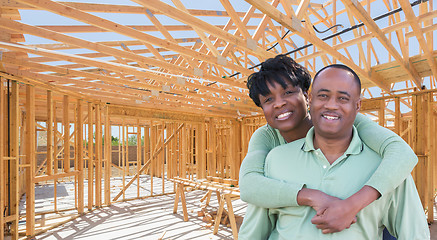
[356,98,361,112]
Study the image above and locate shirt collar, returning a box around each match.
[302,126,363,155]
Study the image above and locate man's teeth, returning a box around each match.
[277,112,291,119]
[323,115,339,120]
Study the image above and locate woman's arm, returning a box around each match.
[239,125,305,208]
[354,113,418,195]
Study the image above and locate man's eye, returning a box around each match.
[339,97,349,102]
[285,91,294,95]
[318,94,327,98]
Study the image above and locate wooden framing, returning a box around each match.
[25,84,36,236]
[0,77,4,239]
[0,0,436,238]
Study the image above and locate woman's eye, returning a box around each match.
[285,91,294,95]
[264,97,272,103]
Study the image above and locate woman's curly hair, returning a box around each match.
[247,55,311,107]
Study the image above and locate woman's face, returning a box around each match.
[259,80,309,135]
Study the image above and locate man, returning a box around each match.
[263,64,429,239]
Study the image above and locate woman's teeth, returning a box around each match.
[277,112,291,119]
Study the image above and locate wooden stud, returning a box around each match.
[87,102,94,210]
[378,99,385,127]
[0,77,4,240]
[427,92,434,222]
[137,119,141,198]
[25,84,36,236]
[63,95,70,173]
[104,105,111,206]
[77,99,84,214]
[95,104,102,207]
[9,81,19,239]
[47,91,53,176]
[121,120,126,200]
[394,97,401,135]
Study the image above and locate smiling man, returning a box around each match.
[263,64,430,240]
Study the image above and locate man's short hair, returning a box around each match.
[313,64,361,91]
[247,55,312,107]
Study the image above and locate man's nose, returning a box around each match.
[325,97,339,109]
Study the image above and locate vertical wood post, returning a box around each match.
[137,119,141,197]
[87,102,93,210]
[0,77,4,239]
[9,81,19,239]
[104,105,111,206]
[77,99,84,214]
[47,91,53,176]
[427,92,434,223]
[63,95,70,173]
[95,104,102,207]
[25,84,35,236]
[378,99,385,127]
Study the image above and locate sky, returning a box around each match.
[15,0,436,138]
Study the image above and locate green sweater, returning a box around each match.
[239,113,418,207]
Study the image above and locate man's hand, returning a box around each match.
[311,198,358,234]
[297,188,358,233]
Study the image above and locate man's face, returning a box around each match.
[259,80,308,136]
[309,68,361,139]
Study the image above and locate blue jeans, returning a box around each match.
[383,228,397,240]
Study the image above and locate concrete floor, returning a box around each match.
[33,190,246,240]
[12,177,437,239]
[30,190,437,240]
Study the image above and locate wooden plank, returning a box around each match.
[104,105,111,206]
[427,92,434,223]
[394,97,401,135]
[137,119,141,198]
[213,194,226,235]
[9,80,19,239]
[379,99,385,127]
[33,171,79,183]
[87,102,93,211]
[0,77,5,239]
[63,95,70,173]
[224,194,238,240]
[47,91,53,176]
[25,84,36,236]
[95,104,102,207]
[76,99,84,214]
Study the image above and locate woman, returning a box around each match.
[238,55,416,239]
